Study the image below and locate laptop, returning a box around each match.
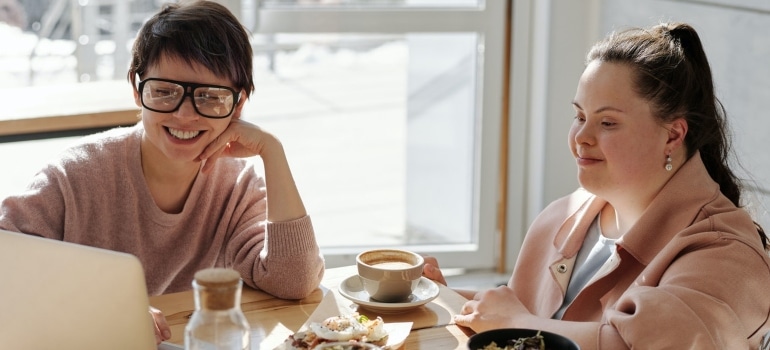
[0,229,157,350]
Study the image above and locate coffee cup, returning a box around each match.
[356,249,424,302]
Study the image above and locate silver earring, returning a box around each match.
[665,154,673,171]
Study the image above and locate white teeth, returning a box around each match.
[168,128,200,140]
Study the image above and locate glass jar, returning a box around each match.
[185,268,250,350]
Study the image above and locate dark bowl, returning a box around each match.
[467,328,580,350]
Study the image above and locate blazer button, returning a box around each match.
[557,264,568,273]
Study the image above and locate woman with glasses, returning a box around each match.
[423,22,770,349]
[0,0,324,344]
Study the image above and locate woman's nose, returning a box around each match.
[173,97,200,119]
[573,123,594,145]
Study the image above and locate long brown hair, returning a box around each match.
[586,22,767,250]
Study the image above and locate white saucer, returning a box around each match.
[338,275,440,313]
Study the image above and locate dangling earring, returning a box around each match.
[665,154,673,171]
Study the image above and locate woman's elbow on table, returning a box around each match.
[270,274,324,299]
[256,262,325,299]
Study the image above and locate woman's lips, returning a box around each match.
[165,127,202,140]
[576,156,602,166]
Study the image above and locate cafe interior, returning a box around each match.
[1,0,769,349]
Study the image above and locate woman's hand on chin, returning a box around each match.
[198,119,276,173]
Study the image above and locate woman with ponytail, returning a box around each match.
[424,23,770,349]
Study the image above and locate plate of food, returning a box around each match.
[279,313,410,350]
[467,328,580,350]
[275,292,412,350]
[338,275,439,314]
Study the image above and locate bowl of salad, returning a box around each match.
[467,328,580,350]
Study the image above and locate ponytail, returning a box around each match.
[587,23,768,250]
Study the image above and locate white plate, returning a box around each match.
[338,275,440,313]
[273,322,412,350]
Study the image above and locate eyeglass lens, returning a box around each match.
[141,79,236,118]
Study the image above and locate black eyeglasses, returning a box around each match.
[138,78,240,119]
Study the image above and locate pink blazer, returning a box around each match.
[510,153,770,349]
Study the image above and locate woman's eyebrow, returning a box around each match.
[572,101,625,114]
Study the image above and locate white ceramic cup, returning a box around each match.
[356,249,424,302]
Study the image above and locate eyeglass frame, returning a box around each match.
[137,77,241,119]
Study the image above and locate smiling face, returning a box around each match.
[133,55,244,167]
[569,60,674,204]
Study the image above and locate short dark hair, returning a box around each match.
[127,0,254,96]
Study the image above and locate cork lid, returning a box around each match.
[194,268,241,288]
[194,268,242,310]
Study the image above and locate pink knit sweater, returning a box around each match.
[0,124,324,298]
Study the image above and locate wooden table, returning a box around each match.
[150,265,475,349]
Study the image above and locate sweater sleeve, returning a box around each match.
[222,167,324,300]
[0,165,68,239]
